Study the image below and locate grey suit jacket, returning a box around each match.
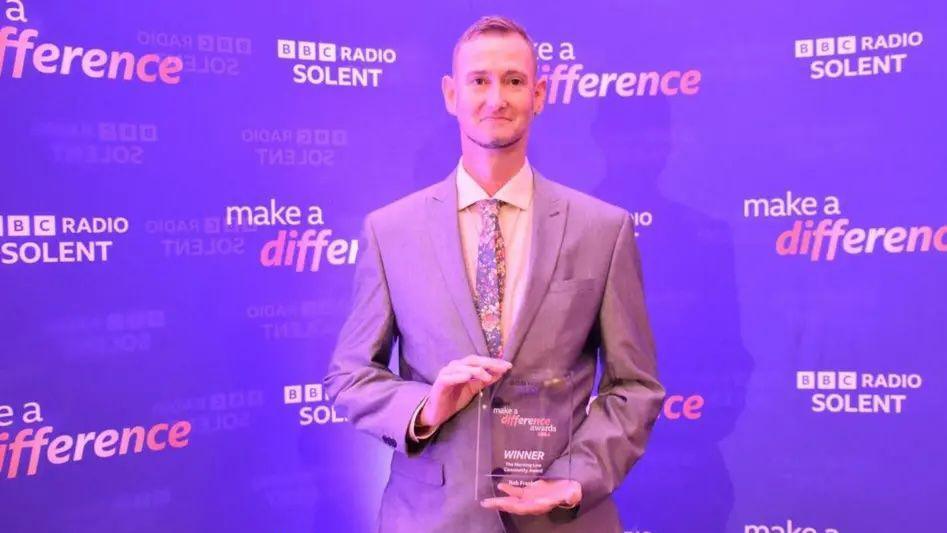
[325,169,664,533]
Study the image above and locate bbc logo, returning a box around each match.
[794,36,857,58]
[283,384,324,404]
[796,371,858,390]
[0,215,56,237]
[277,39,337,62]
[97,122,158,143]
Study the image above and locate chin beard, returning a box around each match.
[467,132,523,150]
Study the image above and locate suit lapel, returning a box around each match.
[502,170,567,363]
[427,171,491,356]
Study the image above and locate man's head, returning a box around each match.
[442,16,547,151]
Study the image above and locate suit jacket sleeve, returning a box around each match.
[323,213,432,456]
[544,212,665,509]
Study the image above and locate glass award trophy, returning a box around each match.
[475,369,573,499]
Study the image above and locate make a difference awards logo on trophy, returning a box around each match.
[476,370,573,496]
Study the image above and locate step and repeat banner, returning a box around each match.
[1,1,944,532]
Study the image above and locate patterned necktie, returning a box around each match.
[474,199,506,358]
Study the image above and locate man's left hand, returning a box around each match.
[480,479,581,515]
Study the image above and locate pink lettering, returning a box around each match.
[0,25,183,85]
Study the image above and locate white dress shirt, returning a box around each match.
[409,158,535,441]
[456,157,534,347]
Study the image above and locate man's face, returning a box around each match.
[443,33,546,150]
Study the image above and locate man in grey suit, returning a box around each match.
[325,15,664,533]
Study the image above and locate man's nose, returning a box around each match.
[484,82,507,110]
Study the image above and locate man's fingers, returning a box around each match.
[480,497,553,515]
[436,371,474,385]
[444,364,493,383]
[436,357,511,394]
[459,355,513,373]
[531,497,558,509]
[457,364,493,382]
[438,369,485,386]
[437,368,493,391]
[496,482,525,498]
[486,481,568,515]
[517,498,556,515]
[480,497,522,512]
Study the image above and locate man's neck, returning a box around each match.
[460,150,527,197]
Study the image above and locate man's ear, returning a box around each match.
[441,74,457,116]
[532,75,547,116]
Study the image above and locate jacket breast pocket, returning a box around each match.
[390,453,445,487]
[547,277,596,294]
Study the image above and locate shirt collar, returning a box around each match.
[456,157,533,211]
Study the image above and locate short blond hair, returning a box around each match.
[452,15,537,75]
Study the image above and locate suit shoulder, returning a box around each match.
[364,180,442,226]
[545,178,629,226]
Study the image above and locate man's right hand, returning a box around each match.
[417,355,512,429]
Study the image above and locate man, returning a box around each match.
[325,15,664,533]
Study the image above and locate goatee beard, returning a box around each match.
[467,133,522,150]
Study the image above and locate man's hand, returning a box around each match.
[417,355,512,428]
[480,480,582,515]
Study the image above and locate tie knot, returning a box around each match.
[476,199,502,217]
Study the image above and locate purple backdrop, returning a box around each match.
[1,1,944,532]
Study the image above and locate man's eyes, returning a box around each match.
[470,77,526,86]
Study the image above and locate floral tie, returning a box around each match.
[474,199,506,358]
